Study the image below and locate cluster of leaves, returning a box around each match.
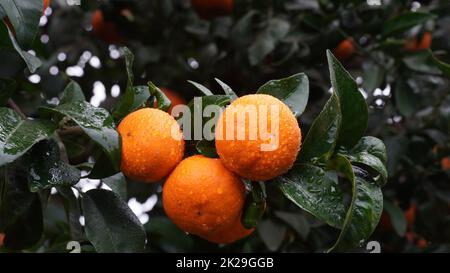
[1,0,450,252]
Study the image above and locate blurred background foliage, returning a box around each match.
[1,0,450,253]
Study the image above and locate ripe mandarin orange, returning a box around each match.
[215,94,301,181]
[118,108,184,183]
[202,216,254,244]
[153,88,187,116]
[92,9,127,44]
[192,0,233,19]
[333,38,355,61]
[404,32,432,51]
[163,155,247,241]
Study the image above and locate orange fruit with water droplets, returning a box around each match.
[202,216,254,244]
[153,88,186,116]
[163,155,251,243]
[118,108,184,183]
[333,38,355,61]
[215,94,301,181]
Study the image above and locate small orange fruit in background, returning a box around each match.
[153,88,187,116]
[43,0,51,15]
[0,233,4,247]
[404,32,432,51]
[404,203,417,228]
[333,38,355,61]
[163,155,252,243]
[215,94,302,181]
[192,0,234,19]
[92,9,127,44]
[441,157,450,170]
[118,108,184,183]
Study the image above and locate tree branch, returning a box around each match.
[7,99,27,119]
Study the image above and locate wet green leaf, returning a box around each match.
[196,139,218,158]
[0,108,57,167]
[60,80,86,104]
[102,173,127,201]
[327,50,368,148]
[297,93,341,163]
[26,139,80,192]
[81,189,146,253]
[39,102,121,171]
[148,82,171,112]
[242,182,266,229]
[276,164,345,228]
[257,73,309,117]
[328,155,383,252]
[382,12,436,38]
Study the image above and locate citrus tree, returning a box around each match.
[0,0,450,253]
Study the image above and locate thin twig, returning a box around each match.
[7,99,27,119]
[57,126,85,136]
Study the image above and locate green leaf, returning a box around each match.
[257,219,286,251]
[0,78,16,105]
[362,62,384,93]
[242,182,266,229]
[345,136,388,186]
[327,50,368,148]
[394,79,422,117]
[145,217,193,252]
[81,189,146,253]
[328,155,383,252]
[403,52,442,75]
[383,200,407,237]
[4,194,43,250]
[0,0,42,47]
[215,78,238,100]
[187,80,214,96]
[88,151,119,179]
[0,20,42,73]
[248,18,290,66]
[112,47,147,120]
[39,102,121,171]
[57,186,83,241]
[26,139,80,192]
[184,95,231,141]
[148,82,171,112]
[276,164,345,228]
[257,73,309,117]
[0,108,57,167]
[195,139,219,158]
[274,211,310,240]
[429,51,450,77]
[102,173,127,201]
[60,81,86,104]
[130,86,151,110]
[297,93,341,163]
[0,167,43,250]
[382,12,436,38]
